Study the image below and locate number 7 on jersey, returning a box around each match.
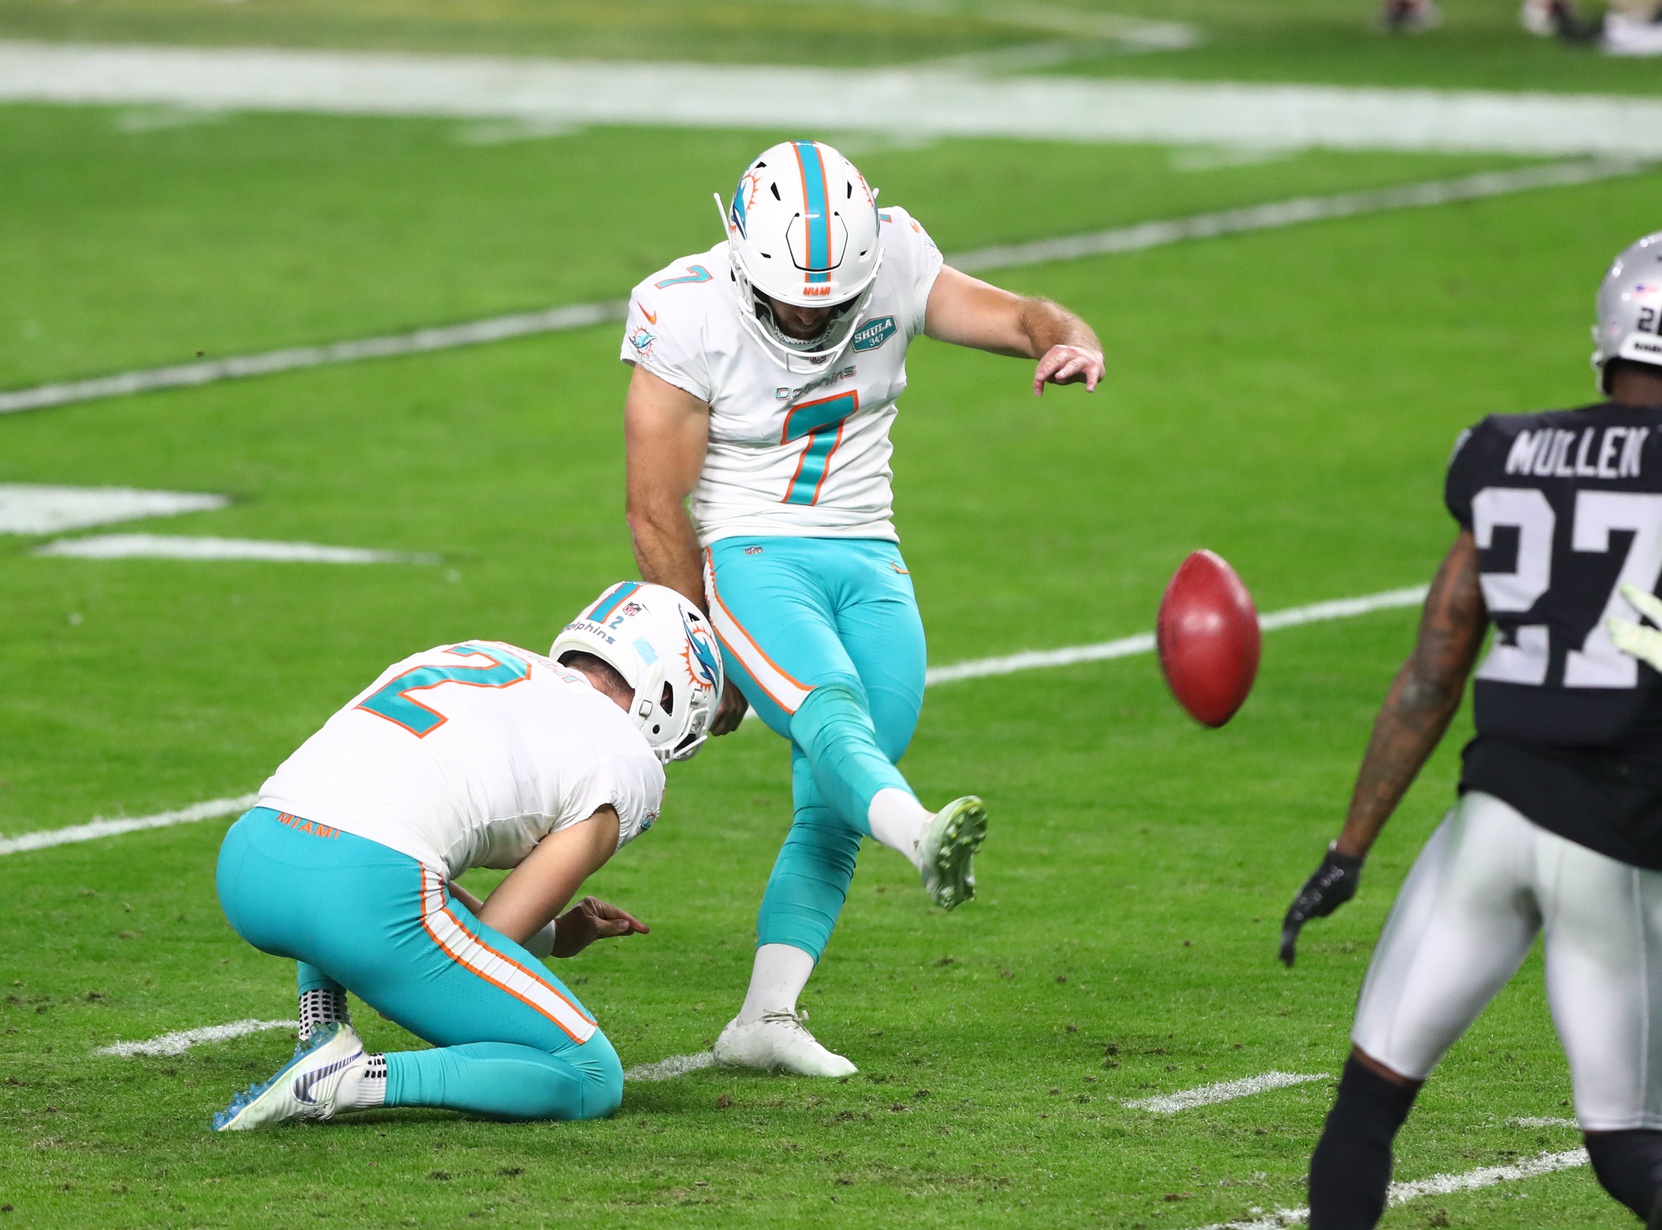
[781,392,858,506]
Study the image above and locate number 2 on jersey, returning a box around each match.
[781,392,858,505]
[1474,489,1662,688]
[357,643,531,737]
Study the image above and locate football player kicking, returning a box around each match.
[622,140,1104,1076]
[1280,232,1662,1228]
[210,582,721,1129]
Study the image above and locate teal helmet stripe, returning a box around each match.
[587,580,642,624]
[792,140,833,284]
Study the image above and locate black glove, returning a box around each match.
[1279,844,1363,968]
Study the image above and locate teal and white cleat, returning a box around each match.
[212,1022,366,1132]
[919,796,988,911]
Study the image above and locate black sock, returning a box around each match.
[1585,1130,1662,1222]
[1308,1056,1420,1230]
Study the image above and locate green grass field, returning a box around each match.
[2,5,1659,1227]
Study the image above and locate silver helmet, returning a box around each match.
[1593,231,1662,395]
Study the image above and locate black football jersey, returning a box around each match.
[1446,402,1662,867]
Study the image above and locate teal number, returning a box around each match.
[653,264,712,289]
[781,392,858,506]
[356,642,531,737]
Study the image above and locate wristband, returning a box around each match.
[523,919,557,959]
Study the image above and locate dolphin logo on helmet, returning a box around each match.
[681,610,722,689]
[550,582,726,764]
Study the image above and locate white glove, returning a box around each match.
[1608,583,1662,672]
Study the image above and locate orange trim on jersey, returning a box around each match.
[355,644,533,740]
[808,421,846,505]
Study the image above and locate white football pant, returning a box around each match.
[1353,790,1662,1130]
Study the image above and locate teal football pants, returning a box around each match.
[216,807,622,1121]
[705,537,928,961]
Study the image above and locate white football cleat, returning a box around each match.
[1606,8,1662,54]
[713,1011,858,1077]
[212,1022,366,1131]
[919,795,988,911]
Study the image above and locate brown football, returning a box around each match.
[1156,550,1261,728]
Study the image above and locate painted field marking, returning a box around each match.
[1192,1149,1588,1230]
[97,1018,296,1058]
[624,1051,718,1082]
[1509,1115,1579,1128]
[0,582,1429,856]
[0,160,1643,417]
[927,584,1430,686]
[0,301,622,415]
[4,42,1662,156]
[34,534,440,565]
[1123,1071,1327,1114]
[0,794,258,857]
[0,484,227,534]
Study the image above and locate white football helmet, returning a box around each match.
[550,582,724,764]
[716,139,883,373]
[1593,231,1662,394]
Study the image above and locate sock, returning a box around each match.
[1585,1130,1662,1221]
[736,943,816,1025]
[1308,1055,1420,1230]
[867,788,932,870]
[298,986,350,1042]
[336,1053,388,1113]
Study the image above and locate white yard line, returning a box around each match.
[34,534,440,564]
[97,1018,296,1058]
[0,484,228,534]
[623,1052,718,1082]
[1,582,1428,856]
[4,43,1662,156]
[925,584,1429,686]
[1123,1071,1327,1114]
[0,160,1643,416]
[1509,1116,1579,1128]
[0,794,258,856]
[0,301,622,415]
[1191,1149,1589,1230]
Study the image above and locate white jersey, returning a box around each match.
[258,641,664,880]
[621,206,944,545]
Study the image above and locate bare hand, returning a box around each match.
[552,896,649,958]
[1033,344,1104,396]
[710,677,750,736]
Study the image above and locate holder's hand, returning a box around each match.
[711,678,750,736]
[552,896,649,958]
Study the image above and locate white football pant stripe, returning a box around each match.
[703,553,812,715]
[418,869,595,1044]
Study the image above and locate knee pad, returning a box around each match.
[1586,1130,1662,1221]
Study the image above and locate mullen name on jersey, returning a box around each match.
[1447,403,1662,748]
